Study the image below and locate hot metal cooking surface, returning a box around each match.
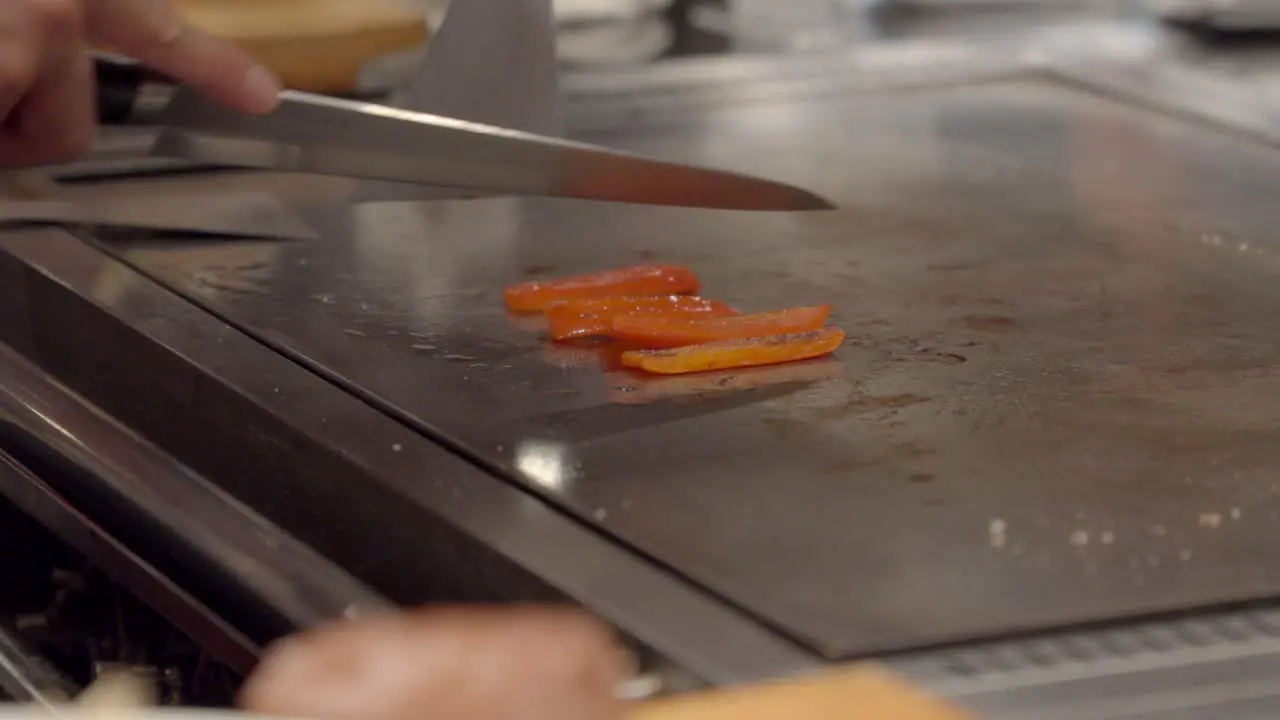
[100,80,1280,659]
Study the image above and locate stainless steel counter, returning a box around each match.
[10,5,1280,715]
[58,59,1280,667]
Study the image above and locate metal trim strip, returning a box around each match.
[0,450,260,673]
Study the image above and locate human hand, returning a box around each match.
[239,605,632,720]
[0,0,280,166]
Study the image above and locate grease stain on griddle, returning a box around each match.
[938,293,1012,308]
[927,262,973,273]
[522,264,556,277]
[958,314,1019,333]
[859,335,969,365]
[760,414,806,441]
[816,392,931,420]
[189,270,271,297]
[821,458,861,476]
[918,351,967,365]
[891,441,937,459]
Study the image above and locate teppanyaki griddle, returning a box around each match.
[92,77,1280,660]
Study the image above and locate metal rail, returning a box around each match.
[0,340,392,672]
[0,621,75,707]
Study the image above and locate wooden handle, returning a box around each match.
[631,665,973,720]
[171,0,430,93]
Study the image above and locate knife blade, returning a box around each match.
[94,56,834,212]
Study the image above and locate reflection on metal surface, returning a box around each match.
[729,0,872,53]
[1022,21,1164,69]
[558,11,674,68]
[615,672,665,701]
[359,0,561,202]
[0,193,315,241]
[1049,57,1280,148]
[98,241,285,305]
[514,439,579,491]
[350,200,525,313]
[397,0,563,136]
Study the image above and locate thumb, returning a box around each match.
[85,0,281,113]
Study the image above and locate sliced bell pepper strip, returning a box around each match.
[504,264,701,313]
[606,358,844,404]
[609,305,831,348]
[546,295,737,340]
[620,327,846,375]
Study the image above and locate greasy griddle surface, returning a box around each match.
[107,81,1280,658]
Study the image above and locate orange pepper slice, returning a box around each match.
[609,305,831,348]
[606,357,844,404]
[546,296,737,340]
[621,328,846,375]
[504,265,701,313]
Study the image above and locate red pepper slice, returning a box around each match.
[621,327,845,375]
[546,295,736,340]
[504,265,701,313]
[606,358,844,404]
[609,305,831,348]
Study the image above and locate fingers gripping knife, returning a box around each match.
[91,55,833,212]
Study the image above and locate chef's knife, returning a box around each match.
[94,56,834,212]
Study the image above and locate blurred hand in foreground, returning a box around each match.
[0,0,279,166]
[240,605,632,720]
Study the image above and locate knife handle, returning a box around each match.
[93,54,172,125]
